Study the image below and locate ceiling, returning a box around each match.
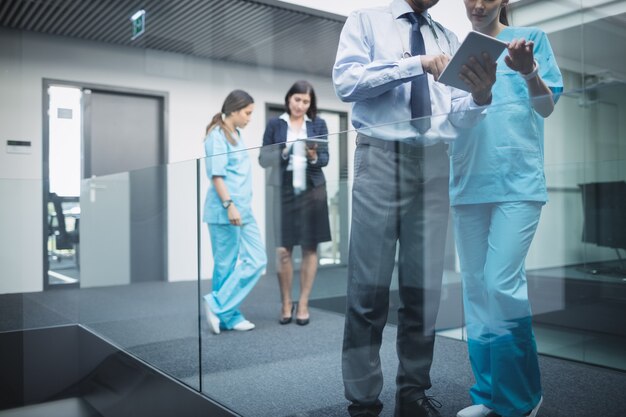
[0,0,347,77]
[3,0,623,81]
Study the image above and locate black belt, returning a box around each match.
[356,134,447,156]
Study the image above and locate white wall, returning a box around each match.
[0,29,45,293]
[0,27,351,293]
[0,179,41,294]
[2,26,624,293]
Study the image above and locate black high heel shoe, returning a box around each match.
[295,303,310,326]
[279,303,294,325]
[295,316,310,326]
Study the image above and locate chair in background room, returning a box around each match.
[48,192,80,268]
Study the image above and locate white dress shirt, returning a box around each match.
[333,0,486,144]
[280,112,309,193]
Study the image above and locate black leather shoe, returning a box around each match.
[279,304,294,325]
[348,400,383,416]
[395,396,442,417]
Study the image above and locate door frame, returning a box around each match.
[42,78,169,290]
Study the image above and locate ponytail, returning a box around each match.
[205,112,238,145]
[206,112,222,136]
[203,89,254,146]
[499,5,509,26]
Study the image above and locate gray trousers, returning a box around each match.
[343,134,450,416]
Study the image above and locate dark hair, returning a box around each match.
[499,4,509,25]
[205,89,254,145]
[284,80,317,120]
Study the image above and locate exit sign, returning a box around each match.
[130,9,146,40]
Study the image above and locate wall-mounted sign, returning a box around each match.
[6,140,32,154]
[57,108,73,119]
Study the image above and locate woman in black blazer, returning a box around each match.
[259,80,331,326]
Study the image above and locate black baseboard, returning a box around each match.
[0,325,237,417]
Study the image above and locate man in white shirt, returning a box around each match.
[333,1,496,416]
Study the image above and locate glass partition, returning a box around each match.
[3,87,625,416]
[529,82,626,370]
[4,0,626,415]
[197,134,347,415]
[191,88,625,415]
[197,127,380,414]
[0,178,79,332]
[76,158,202,390]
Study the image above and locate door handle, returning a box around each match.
[88,176,106,202]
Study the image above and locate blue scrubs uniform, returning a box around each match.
[448,27,563,417]
[203,128,267,330]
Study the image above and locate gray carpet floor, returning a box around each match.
[2,271,626,417]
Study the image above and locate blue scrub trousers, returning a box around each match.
[204,220,267,330]
[452,201,543,417]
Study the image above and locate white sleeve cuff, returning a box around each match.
[398,56,424,79]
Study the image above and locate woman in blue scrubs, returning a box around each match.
[202,90,267,334]
[451,1,563,417]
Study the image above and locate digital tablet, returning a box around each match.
[438,31,508,92]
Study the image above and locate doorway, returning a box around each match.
[43,80,168,289]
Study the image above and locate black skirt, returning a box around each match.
[274,172,332,249]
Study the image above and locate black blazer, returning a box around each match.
[259,116,329,187]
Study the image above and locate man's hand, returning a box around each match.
[420,54,450,81]
[459,52,497,106]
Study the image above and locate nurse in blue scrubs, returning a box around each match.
[202,90,267,334]
[451,1,563,417]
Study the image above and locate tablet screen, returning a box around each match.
[438,31,508,92]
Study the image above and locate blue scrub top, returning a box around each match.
[203,127,254,225]
[449,27,563,206]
